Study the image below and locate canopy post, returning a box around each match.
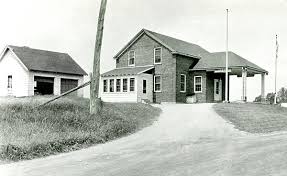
[242,67,247,102]
[261,73,265,102]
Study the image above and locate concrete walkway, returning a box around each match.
[1,104,287,176]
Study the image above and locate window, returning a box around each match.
[180,74,186,92]
[154,47,162,64]
[215,81,219,94]
[143,80,147,94]
[123,78,128,92]
[7,75,12,88]
[116,79,121,92]
[154,75,161,92]
[194,76,202,93]
[116,58,119,64]
[128,50,135,66]
[130,78,135,92]
[103,80,108,92]
[109,79,114,92]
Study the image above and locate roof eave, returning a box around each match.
[190,66,268,74]
[171,52,201,59]
[30,69,87,76]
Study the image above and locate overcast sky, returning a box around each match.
[0,0,286,101]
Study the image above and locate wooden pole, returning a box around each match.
[90,0,108,115]
[37,81,91,108]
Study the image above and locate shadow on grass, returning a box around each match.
[0,97,161,162]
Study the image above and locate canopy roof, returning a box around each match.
[192,51,268,74]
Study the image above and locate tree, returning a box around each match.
[277,87,287,103]
[90,0,108,115]
[266,93,275,104]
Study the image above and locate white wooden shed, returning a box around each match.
[0,45,87,97]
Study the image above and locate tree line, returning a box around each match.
[254,87,287,104]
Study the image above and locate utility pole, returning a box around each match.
[225,9,229,103]
[90,0,108,115]
[274,34,279,105]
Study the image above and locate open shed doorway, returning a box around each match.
[34,76,54,95]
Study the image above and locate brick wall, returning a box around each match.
[176,55,198,102]
[116,33,176,103]
[190,71,207,103]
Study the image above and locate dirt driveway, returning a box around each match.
[1,104,287,176]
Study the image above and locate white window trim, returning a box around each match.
[129,78,135,92]
[103,79,108,93]
[180,74,186,93]
[128,50,135,67]
[123,78,128,92]
[154,47,162,64]
[109,79,115,93]
[116,78,121,92]
[154,75,162,92]
[194,76,202,93]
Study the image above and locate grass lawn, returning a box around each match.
[213,103,287,133]
[0,97,161,162]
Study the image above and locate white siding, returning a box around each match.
[0,50,29,97]
[28,71,84,97]
[137,74,153,103]
[99,74,153,103]
[99,76,138,102]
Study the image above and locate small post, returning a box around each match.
[242,67,247,102]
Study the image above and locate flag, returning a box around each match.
[276,35,279,60]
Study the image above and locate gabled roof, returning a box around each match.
[113,29,268,74]
[192,51,268,74]
[1,45,87,76]
[114,29,210,59]
[101,66,154,77]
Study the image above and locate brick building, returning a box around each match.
[100,29,268,103]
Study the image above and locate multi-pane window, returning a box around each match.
[103,80,108,92]
[154,75,161,92]
[7,75,12,88]
[194,76,202,93]
[116,79,121,92]
[154,47,162,64]
[143,80,147,94]
[130,78,135,92]
[180,74,186,92]
[109,79,114,92]
[128,50,135,66]
[123,79,128,92]
[215,81,219,94]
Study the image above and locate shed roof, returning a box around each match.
[4,45,87,76]
[101,66,154,77]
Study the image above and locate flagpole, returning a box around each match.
[225,9,229,103]
[274,34,278,104]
